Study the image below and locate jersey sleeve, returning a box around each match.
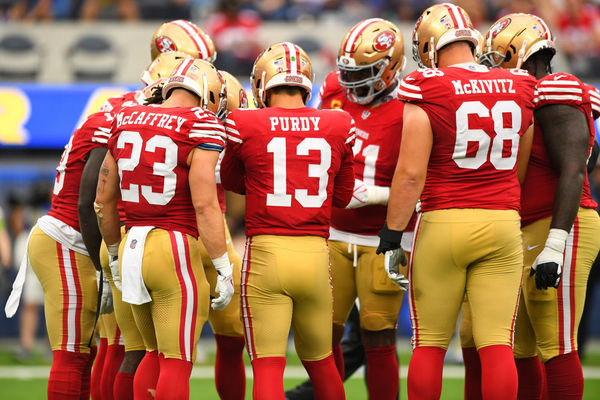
[332,115,356,208]
[319,70,344,110]
[396,70,426,104]
[533,73,586,109]
[220,112,246,194]
[585,84,600,119]
[188,108,226,152]
[76,111,114,148]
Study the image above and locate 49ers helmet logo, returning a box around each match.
[374,31,395,51]
[490,18,511,39]
[239,89,248,109]
[156,36,176,53]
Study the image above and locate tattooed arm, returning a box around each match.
[94,152,122,248]
[78,147,108,271]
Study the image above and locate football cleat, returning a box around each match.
[150,19,216,62]
[337,18,406,104]
[480,13,555,69]
[141,51,192,86]
[251,41,313,108]
[218,70,249,120]
[412,3,478,68]
[162,58,227,116]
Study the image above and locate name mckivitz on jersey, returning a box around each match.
[452,79,517,95]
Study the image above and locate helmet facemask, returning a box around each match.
[338,57,392,104]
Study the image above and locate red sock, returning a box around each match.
[91,339,107,400]
[155,356,193,400]
[541,362,549,400]
[332,343,344,379]
[479,345,517,400]
[114,372,134,400]
[133,351,160,400]
[214,334,246,400]
[516,356,544,400]
[302,355,345,400]
[545,352,583,400]
[462,347,482,400]
[407,346,445,400]
[365,345,398,400]
[80,346,96,400]
[101,344,125,400]
[251,357,286,400]
[48,350,90,399]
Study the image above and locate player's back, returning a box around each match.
[222,107,355,238]
[49,111,113,231]
[398,64,536,212]
[108,104,225,238]
[521,73,597,225]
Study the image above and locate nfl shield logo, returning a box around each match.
[361,110,371,120]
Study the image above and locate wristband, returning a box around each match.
[108,243,120,258]
[367,185,390,205]
[211,252,231,273]
[545,228,568,253]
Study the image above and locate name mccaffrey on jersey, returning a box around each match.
[269,116,321,132]
[452,79,516,95]
[115,110,187,132]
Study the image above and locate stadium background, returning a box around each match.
[1,0,600,397]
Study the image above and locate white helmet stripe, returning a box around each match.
[343,18,383,55]
[533,15,553,41]
[446,3,466,29]
[282,41,298,74]
[172,20,209,60]
[174,58,194,77]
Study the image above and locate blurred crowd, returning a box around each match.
[2,0,600,78]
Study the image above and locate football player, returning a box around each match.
[377,4,536,399]
[81,50,193,400]
[319,18,410,399]
[82,20,216,399]
[220,42,354,399]
[95,58,234,400]
[3,110,116,399]
[474,13,600,400]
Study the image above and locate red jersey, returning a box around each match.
[49,111,114,231]
[320,70,412,235]
[99,91,142,114]
[221,107,355,238]
[108,105,226,238]
[398,64,536,212]
[521,73,598,226]
[584,83,600,119]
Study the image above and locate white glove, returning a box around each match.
[384,249,409,291]
[108,243,121,291]
[346,179,390,209]
[211,253,234,310]
[96,270,114,314]
[530,228,567,290]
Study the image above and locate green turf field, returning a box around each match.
[1,347,600,399]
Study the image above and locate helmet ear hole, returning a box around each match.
[423,41,429,55]
[210,92,215,103]
[505,51,512,63]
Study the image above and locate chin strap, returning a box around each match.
[516,39,528,69]
[429,37,437,68]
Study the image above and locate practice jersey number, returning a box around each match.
[453,100,521,170]
[117,130,177,206]
[266,137,331,208]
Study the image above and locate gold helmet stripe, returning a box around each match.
[343,18,383,55]
[172,19,210,60]
[443,3,468,29]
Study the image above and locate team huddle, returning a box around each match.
[4,2,600,400]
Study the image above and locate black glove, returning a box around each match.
[376,222,403,255]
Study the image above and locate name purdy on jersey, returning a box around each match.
[269,116,321,131]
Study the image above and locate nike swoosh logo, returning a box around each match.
[527,244,541,251]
